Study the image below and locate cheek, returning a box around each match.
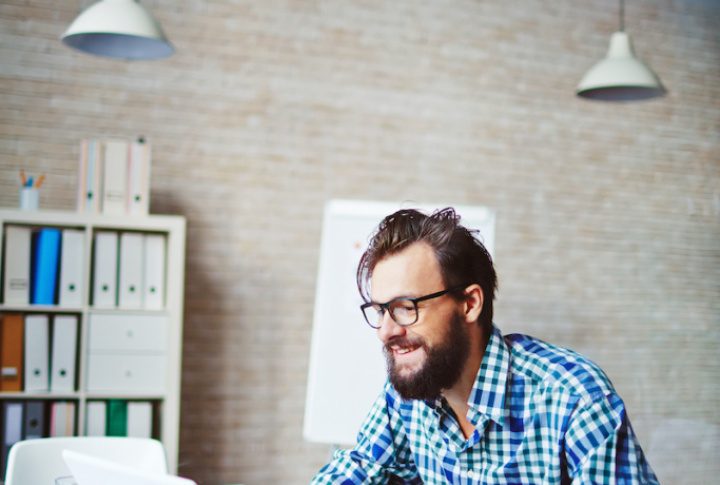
[414,326,443,349]
[420,308,458,339]
[427,310,466,346]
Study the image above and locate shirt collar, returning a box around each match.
[466,324,509,427]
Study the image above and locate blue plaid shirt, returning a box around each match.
[311,325,659,484]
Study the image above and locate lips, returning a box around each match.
[385,338,424,358]
[392,344,419,355]
[396,347,416,354]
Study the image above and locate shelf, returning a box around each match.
[0,209,186,473]
[0,392,79,400]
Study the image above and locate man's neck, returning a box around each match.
[442,326,490,440]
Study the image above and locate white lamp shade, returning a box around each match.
[576,31,666,101]
[62,0,174,60]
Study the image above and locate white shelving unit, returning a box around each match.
[0,209,186,473]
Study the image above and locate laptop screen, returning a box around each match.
[62,450,197,485]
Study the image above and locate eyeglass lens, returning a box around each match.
[363,298,418,328]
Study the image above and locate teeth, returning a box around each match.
[397,347,415,354]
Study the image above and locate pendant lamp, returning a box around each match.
[62,0,174,60]
[576,0,665,101]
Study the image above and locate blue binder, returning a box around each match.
[32,228,61,305]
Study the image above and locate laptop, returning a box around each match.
[62,450,197,485]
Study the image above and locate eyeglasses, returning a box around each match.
[360,285,466,329]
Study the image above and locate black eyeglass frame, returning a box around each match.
[360,285,467,329]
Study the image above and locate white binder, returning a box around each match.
[77,139,88,212]
[2,225,31,305]
[24,314,50,392]
[143,234,166,310]
[118,232,144,309]
[81,140,103,214]
[128,139,151,216]
[50,315,78,392]
[85,401,107,436]
[59,229,85,308]
[92,231,119,308]
[102,139,129,215]
[127,401,153,438]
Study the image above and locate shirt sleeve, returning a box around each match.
[564,392,659,485]
[310,384,422,485]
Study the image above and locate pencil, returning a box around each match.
[36,174,45,188]
[20,170,27,186]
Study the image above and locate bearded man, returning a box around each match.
[311,208,658,485]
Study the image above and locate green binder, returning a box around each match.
[106,400,127,436]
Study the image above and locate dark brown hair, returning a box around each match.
[357,207,497,330]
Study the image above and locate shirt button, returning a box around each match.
[467,470,475,479]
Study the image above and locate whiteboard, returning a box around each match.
[303,199,496,445]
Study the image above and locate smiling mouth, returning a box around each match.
[386,339,423,357]
[394,345,419,355]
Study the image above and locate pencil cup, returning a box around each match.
[20,187,39,210]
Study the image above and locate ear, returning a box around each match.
[462,284,484,324]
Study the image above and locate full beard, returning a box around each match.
[385,311,470,401]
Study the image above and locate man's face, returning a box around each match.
[370,242,469,400]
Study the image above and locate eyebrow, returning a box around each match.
[368,292,421,304]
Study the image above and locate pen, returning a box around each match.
[26,176,33,187]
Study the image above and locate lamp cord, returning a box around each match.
[619,0,625,31]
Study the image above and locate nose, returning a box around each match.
[377,309,406,343]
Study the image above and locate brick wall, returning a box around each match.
[1,0,718,484]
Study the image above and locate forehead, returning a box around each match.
[370,242,444,302]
